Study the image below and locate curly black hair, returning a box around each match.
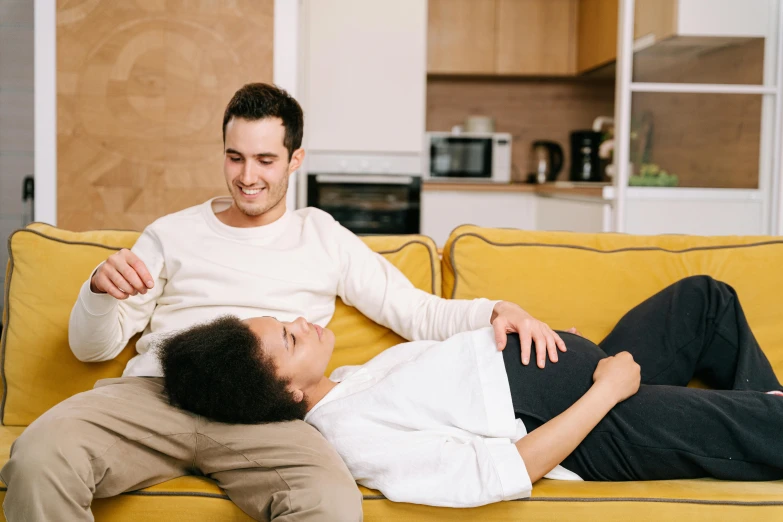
[222,83,304,160]
[157,316,308,424]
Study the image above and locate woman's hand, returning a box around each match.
[592,352,641,405]
[515,353,638,484]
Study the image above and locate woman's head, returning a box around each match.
[158,315,335,424]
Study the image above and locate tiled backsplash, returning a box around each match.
[426,77,616,182]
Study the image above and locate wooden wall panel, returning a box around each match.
[56,0,274,231]
[427,78,616,181]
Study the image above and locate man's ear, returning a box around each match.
[288,148,305,175]
[291,388,305,403]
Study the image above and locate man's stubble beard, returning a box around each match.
[232,174,290,217]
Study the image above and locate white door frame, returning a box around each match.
[33,0,57,225]
[274,0,301,211]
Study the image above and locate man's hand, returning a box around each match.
[491,301,567,368]
[90,249,154,300]
[566,327,583,337]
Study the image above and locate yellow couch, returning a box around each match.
[1,223,782,521]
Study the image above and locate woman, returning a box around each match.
[159,276,783,508]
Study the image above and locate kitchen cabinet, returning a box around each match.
[427,0,496,75]
[576,0,772,74]
[421,188,536,247]
[536,187,765,236]
[428,0,578,76]
[536,196,607,233]
[303,0,426,154]
[496,0,578,75]
[633,0,677,43]
[576,0,618,73]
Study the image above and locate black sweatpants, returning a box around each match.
[503,275,783,482]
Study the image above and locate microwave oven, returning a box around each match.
[425,132,512,182]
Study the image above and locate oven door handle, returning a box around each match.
[314,174,415,185]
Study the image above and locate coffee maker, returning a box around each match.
[569,130,603,182]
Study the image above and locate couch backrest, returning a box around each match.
[442,225,783,377]
[1,223,440,426]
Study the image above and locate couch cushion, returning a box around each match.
[1,227,140,426]
[442,226,783,376]
[1,224,439,426]
[0,426,779,521]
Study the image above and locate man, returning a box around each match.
[1,83,566,521]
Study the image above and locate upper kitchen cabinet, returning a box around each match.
[632,0,771,84]
[496,0,578,75]
[428,0,578,76]
[302,0,427,156]
[577,0,619,73]
[427,0,496,74]
[577,0,773,76]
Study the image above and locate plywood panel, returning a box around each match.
[427,0,496,74]
[427,78,616,182]
[634,0,678,42]
[56,0,274,231]
[496,0,577,76]
[577,0,618,73]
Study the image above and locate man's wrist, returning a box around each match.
[490,301,508,324]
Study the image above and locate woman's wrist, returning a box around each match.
[589,380,621,408]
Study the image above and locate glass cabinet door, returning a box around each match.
[612,0,780,233]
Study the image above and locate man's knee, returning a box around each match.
[677,275,734,300]
[291,469,362,521]
[4,417,94,486]
[323,477,363,522]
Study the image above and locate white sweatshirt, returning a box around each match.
[305,327,582,508]
[68,197,497,377]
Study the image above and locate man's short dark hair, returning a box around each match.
[222,83,304,160]
[158,316,307,424]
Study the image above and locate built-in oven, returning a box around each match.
[307,174,421,235]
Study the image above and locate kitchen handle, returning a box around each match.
[550,144,564,178]
[314,174,415,185]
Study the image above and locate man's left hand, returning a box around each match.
[491,301,567,368]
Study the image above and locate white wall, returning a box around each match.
[2,0,36,299]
